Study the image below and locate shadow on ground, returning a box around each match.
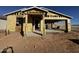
[1,46,14,53]
[20,31,24,37]
[69,39,79,45]
[33,32,42,36]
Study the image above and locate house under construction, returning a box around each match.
[4,6,72,35]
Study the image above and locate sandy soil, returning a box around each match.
[0,30,79,53]
[0,30,6,39]
[0,25,79,53]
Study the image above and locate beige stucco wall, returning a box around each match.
[7,14,33,33]
[7,14,16,32]
[24,15,33,33]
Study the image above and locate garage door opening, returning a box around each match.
[45,20,66,33]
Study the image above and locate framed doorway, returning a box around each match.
[31,15,42,32]
[16,17,25,33]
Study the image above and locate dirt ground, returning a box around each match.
[0,29,79,53]
[0,30,6,39]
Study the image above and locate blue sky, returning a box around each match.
[0,6,79,25]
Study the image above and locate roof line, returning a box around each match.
[40,7,72,19]
[4,6,47,16]
[4,6,72,19]
[3,8,27,16]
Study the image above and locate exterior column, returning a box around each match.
[32,19,35,32]
[40,15,46,35]
[25,14,28,34]
[65,19,71,32]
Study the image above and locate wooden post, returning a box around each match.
[25,14,28,36]
[40,15,46,36]
[32,19,35,32]
[65,19,71,32]
[67,19,71,32]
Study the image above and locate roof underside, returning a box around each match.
[4,6,72,19]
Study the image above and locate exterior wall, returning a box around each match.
[26,23,32,32]
[0,19,7,30]
[27,15,33,32]
[7,14,33,33]
[7,14,16,32]
[47,12,59,16]
[24,15,33,33]
[40,15,46,35]
[46,12,69,20]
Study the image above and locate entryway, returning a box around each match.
[29,15,42,35]
[16,17,25,36]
